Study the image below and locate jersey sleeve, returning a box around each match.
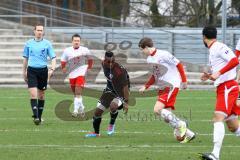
[47,42,56,59]
[23,43,29,58]
[61,49,68,62]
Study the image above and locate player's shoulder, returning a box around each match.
[156,49,174,61]
[41,39,53,46]
[212,41,232,53]
[25,39,35,45]
[115,63,128,73]
[80,46,90,52]
[63,46,73,52]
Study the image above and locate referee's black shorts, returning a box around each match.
[27,66,48,90]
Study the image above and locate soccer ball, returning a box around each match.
[173,128,185,142]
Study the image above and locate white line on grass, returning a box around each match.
[0,96,215,99]
[0,129,236,137]
[0,144,240,149]
[0,117,214,122]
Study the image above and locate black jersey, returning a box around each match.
[102,62,130,98]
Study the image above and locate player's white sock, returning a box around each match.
[234,126,240,136]
[185,128,195,137]
[73,97,80,113]
[78,96,85,111]
[212,122,225,159]
[160,109,181,128]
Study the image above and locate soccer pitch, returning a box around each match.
[0,88,239,160]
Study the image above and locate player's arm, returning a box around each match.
[87,58,93,69]
[235,50,240,58]
[139,74,155,94]
[210,49,239,81]
[235,39,240,58]
[176,62,187,89]
[236,70,240,83]
[47,43,56,78]
[122,84,129,114]
[86,48,93,70]
[48,57,56,80]
[22,58,28,83]
[61,61,67,73]
[210,57,239,81]
[60,49,68,73]
[22,44,29,83]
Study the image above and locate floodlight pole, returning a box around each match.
[222,0,227,43]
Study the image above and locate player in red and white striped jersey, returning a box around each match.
[138,37,195,144]
[61,34,93,117]
[200,26,240,160]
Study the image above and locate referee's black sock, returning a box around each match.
[110,111,118,125]
[30,99,38,118]
[38,99,45,121]
[93,116,102,134]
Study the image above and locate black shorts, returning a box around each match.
[98,89,123,110]
[27,66,48,90]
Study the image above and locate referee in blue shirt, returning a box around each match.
[22,24,56,125]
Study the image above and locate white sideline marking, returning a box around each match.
[0,129,235,136]
[0,96,214,99]
[0,117,213,122]
[0,144,240,149]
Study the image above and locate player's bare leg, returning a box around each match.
[108,100,119,135]
[85,107,103,137]
[226,116,240,136]
[29,87,40,125]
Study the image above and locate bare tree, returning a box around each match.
[128,0,223,27]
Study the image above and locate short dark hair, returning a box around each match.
[34,24,44,30]
[138,37,153,49]
[202,26,217,39]
[105,51,114,58]
[72,34,81,40]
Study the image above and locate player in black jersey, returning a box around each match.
[85,51,130,137]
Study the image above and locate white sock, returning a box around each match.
[79,96,85,109]
[160,109,181,128]
[212,122,225,159]
[234,127,240,136]
[185,128,195,137]
[73,97,80,113]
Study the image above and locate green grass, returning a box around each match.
[0,88,239,160]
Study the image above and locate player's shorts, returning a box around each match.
[27,66,48,90]
[69,76,85,91]
[216,80,240,117]
[157,87,179,110]
[97,89,123,111]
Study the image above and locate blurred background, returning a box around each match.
[0,0,239,89]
